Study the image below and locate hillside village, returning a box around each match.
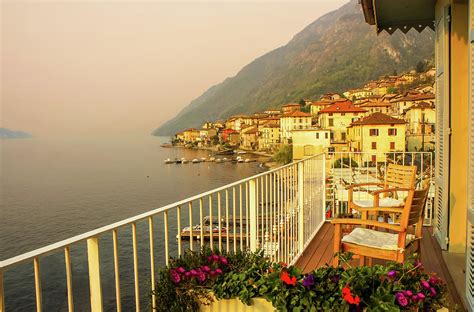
[172,67,436,163]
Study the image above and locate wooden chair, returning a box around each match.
[347,164,417,217]
[332,188,429,266]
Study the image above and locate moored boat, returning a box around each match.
[164,158,174,164]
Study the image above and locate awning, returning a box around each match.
[360,0,435,34]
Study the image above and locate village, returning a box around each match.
[171,67,436,164]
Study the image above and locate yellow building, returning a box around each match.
[358,99,394,115]
[347,112,406,163]
[318,100,367,144]
[279,110,312,144]
[361,2,473,307]
[343,88,373,100]
[258,120,280,152]
[390,92,435,115]
[281,103,302,114]
[240,125,258,150]
[403,102,436,151]
[291,128,331,160]
[182,128,200,144]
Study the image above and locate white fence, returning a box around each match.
[0,153,326,312]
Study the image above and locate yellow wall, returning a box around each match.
[319,112,365,142]
[447,0,469,253]
[280,116,311,143]
[292,130,330,160]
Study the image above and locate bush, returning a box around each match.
[272,145,293,165]
[152,250,448,311]
[333,157,358,168]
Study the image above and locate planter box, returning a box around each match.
[200,297,274,312]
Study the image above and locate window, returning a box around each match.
[341,132,346,141]
[329,113,333,116]
[299,118,302,123]
[354,112,358,116]
[371,155,377,163]
[390,142,395,149]
[341,113,346,116]
[371,142,377,149]
[325,132,329,139]
[369,129,379,136]
[388,128,397,136]
[330,132,334,140]
[316,133,320,139]
[329,119,334,127]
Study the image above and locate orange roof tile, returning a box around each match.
[350,113,405,126]
[282,110,312,118]
[319,101,367,113]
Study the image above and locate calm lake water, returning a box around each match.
[0,135,266,311]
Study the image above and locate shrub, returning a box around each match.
[333,157,358,168]
[272,145,293,165]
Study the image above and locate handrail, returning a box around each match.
[0,153,325,270]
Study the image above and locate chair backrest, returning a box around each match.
[400,188,430,230]
[384,164,417,189]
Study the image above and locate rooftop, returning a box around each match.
[349,112,405,126]
[319,101,367,114]
[282,110,312,118]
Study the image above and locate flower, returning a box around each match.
[421,280,430,289]
[403,290,413,297]
[429,275,439,285]
[342,287,360,306]
[387,270,397,279]
[190,269,198,277]
[184,271,191,278]
[201,265,211,273]
[279,261,288,267]
[207,256,213,263]
[170,269,181,284]
[417,292,426,301]
[395,292,409,307]
[212,254,220,262]
[197,270,206,282]
[302,274,315,288]
[429,287,437,297]
[331,274,341,284]
[411,295,418,302]
[215,268,223,275]
[177,267,186,274]
[220,256,228,265]
[280,271,296,286]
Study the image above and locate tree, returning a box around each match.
[416,60,426,73]
[301,105,311,113]
[272,145,293,165]
[299,99,306,105]
[333,157,358,168]
[387,87,398,94]
[392,69,398,76]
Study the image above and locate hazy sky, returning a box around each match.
[2,0,347,137]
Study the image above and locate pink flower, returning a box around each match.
[421,280,430,289]
[403,290,413,297]
[177,267,186,274]
[429,276,439,285]
[184,271,191,278]
[207,256,213,263]
[395,292,409,307]
[197,270,206,282]
[170,269,181,284]
[417,293,426,301]
[190,269,198,277]
[215,268,223,275]
[387,270,397,279]
[201,265,211,272]
[220,256,228,265]
[411,295,418,302]
[429,287,437,297]
[212,254,220,262]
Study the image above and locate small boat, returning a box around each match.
[175,158,182,164]
[216,149,234,155]
[245,159,251,163]
[181,158,189,164]
[209,157,216,162]
[164,158,174,164]
[201,157,207,162]
[222,158,228,162]
[237,151,247,154]
[160,143,173,148]
[237,157,244,163]
[192,159,201,163]
[215,158,223,163]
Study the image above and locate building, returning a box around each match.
[390,92,435,115]
[281,103,302,114]
[263,108,282,116]
[292,128,331,160]
[347,112,406,163]
[199,128,218,145]
[220,128,240,145]
[343,88,373,100]
[258,120,280,152]
[318,100,367,145]
[360,3,473,308]
[320,93,341,101]
[280,110,312,144]
[240,125,259,150]
[182,128,200,144]
[357,99,395,115]
[310,99,344,117]
[403,102,436,151]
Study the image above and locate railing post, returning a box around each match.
[249,179,258,251]
[322,155,326,222]
[0,270,4,312]
[298,161,305,252]
[87,237,103,312]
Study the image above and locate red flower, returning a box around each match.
[280,271,297,286]
[342,286,360,306]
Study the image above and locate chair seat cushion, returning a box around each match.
[353,197,404,208]
[342,228,415,251]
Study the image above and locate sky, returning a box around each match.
[1,0,347,137]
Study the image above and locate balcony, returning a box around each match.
[0,152,464,311]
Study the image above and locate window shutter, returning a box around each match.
[466,1,474,309]
[433,9,450,250]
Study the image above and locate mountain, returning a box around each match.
[0,128,33,139]
[153,0,434,136]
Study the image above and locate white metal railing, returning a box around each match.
[324,151,434,225]
[0,153,326,311]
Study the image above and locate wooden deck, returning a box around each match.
[295,222,465,310]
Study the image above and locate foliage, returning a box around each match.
[272,145,293,165]
[387,87,398,94]
[416,60,427,73]
[301,105,311,113]
[333,157,358,168]
[152,250,447,311]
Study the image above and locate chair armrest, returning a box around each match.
[371,188,413,195]
[346,182,384,190]
[330,218,403,232]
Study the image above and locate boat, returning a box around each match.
[164,158,174,164]
[192,159,201,163]
[237,157,244,163]
[215,158,223,163]
[175,158,182,164]
[216,149,234,155]
[181,158,189,164]
[222,158,228,162]
[237,151,247,154]
[160,143,173,148]
[209,157,216,162]
[245,158,251,163]
[201,157,207,162]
